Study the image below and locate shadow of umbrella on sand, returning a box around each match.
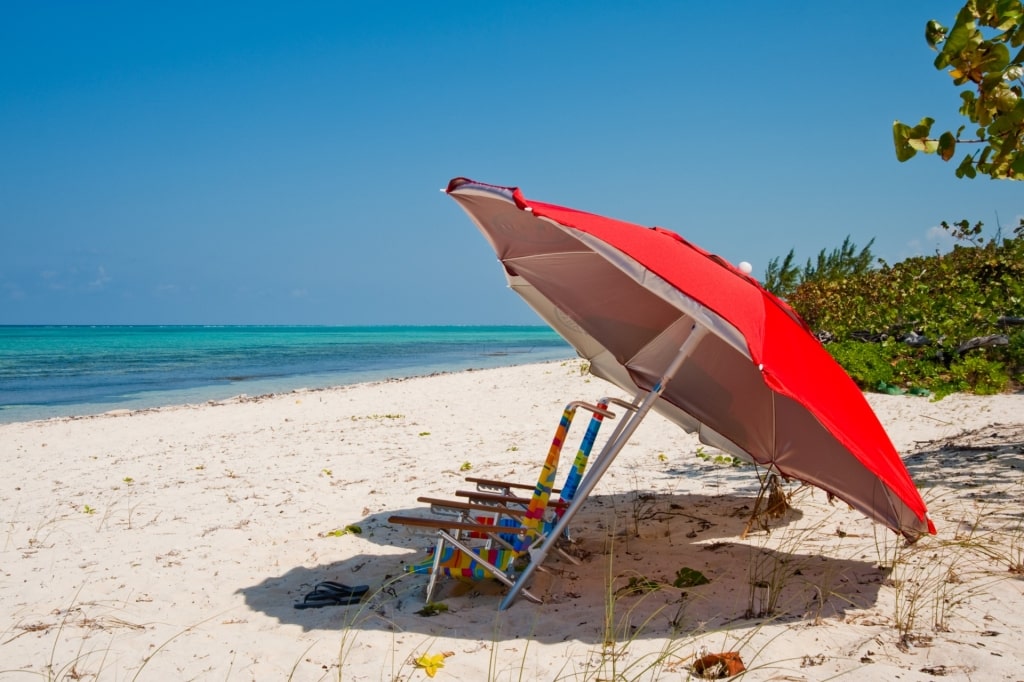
[444,178,935,609]
[238,490,892,640]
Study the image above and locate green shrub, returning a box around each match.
[947,355,1009,396]
[781,223,1023,396]
[827,340,898,388]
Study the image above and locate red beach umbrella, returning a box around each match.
[446,178,934,607]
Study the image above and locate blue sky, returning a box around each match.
[1,1,1020,325]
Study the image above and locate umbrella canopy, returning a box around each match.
[447,177,934,551]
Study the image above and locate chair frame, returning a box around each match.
[389,399,623,603]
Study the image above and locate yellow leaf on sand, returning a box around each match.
[414,652,452,678]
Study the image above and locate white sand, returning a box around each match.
[2,360,1022,680]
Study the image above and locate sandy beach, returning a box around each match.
[2,359,1023,680]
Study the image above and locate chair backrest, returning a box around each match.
[516,400,617,548]
[517,403,577,549]
[557,398,610,511]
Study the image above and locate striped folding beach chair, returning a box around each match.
[389,399,626,603]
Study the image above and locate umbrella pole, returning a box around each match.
[499,324,708,610]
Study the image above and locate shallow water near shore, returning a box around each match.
[0,325,573,423]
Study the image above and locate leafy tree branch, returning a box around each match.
[894,0,1024,179]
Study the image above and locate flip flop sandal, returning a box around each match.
[293,591,364,609]
[312,581,369,597]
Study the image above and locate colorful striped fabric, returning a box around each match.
[404,406,579,582]
[400,400,613,600]
[557,399,609,512]
[521,405,575,535]
[408,544,517,581]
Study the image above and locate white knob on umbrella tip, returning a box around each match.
[525,207,534,212]
[739,261,753,274]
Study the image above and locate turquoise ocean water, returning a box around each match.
[0,326,574,424]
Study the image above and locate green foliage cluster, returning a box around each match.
[764,236,876,299]
[694,445,747,467]
[894,0,1024,179]
[672,566,710,588]
[415,601,449,617]
[783,222,1024,397]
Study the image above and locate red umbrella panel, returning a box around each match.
[445,177,935,609]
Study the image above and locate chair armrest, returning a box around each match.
[454,489,568,508]
[465,476,563,494]
[416,496,528,517]
[388,515,526,536]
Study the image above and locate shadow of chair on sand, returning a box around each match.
[236,488,889,643]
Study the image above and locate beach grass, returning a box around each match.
[1,364,1022,680]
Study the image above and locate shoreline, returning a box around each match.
[2,361,1023,680]
[0,324,573,425]
[0,352,575,426]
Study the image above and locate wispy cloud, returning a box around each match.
[924,225,957,254]
[89,265,111,289]
[36,265,113,292]
[915,215,1023,255]
[905,224,957,258]
[40,269,66,291]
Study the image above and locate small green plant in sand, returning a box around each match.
[350,413,405,421]
[321,468,333,477]
[615,575,662,596]
[419,431,431,436]
[122,476,134,485]
[415,601,449,617]
[562,359,590,376]
[82,505,96,515]
[460,461,472,471]
[694,446,747,468]
[320,524,362,538]
[673,567,710,588]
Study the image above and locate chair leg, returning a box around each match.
[424,535,446,602]
[433,531,543,604]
